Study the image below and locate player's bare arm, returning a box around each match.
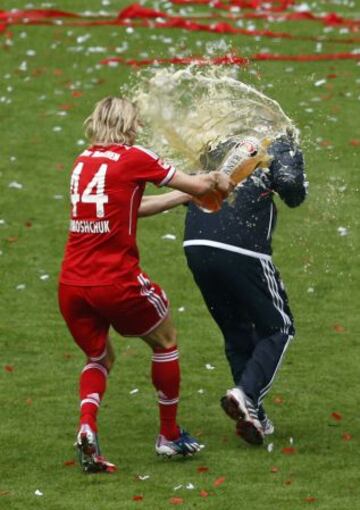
[138,190,191,218]
[167,169,233,197]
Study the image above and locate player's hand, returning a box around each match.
[211,171,235,198]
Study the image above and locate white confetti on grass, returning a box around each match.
[8,181,23,189]
[34,489,43,496]
[307,287,315,294]
[161,234,176,240]
[267,442,274,453]
[40,274,49,281]
[177,306,185,312]
[137,475,150,481]
[129,388,139,395]
[77,34,91,44]
[205,363,215,370]
[337,226,349,236]
[314,79,326,87]
[16,284,26,291]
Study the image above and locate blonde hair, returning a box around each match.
[84,96,140,145]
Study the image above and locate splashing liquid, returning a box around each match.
[134,66,299,210]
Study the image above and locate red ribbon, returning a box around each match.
[117,4,168,20]
[170,0,296,10]
[0,6,358,41]
[101,52,360,67]
[0,9,79,22]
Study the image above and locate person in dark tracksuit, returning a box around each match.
[183,135,307,445]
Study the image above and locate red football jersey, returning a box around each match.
[59,144,176,285]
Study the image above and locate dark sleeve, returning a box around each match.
[268,136,308,208]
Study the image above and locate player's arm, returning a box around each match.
[138,191,191,218]
[166,169,233,197]
[269,137,308,208]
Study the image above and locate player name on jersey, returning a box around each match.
[81,149,121,161]
[70,219,110,234]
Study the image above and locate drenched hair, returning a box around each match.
[84,96,140,145]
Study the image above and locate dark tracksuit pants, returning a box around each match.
[185,245,295,414]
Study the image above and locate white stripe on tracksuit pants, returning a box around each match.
[257,259,293,407]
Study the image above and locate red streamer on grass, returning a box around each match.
[170,0,296,11]
[169,1,360,27]
[132,495,144,501]
[282,447,297,455]
[4,365,14,372]
[63,459,76,467]
[100,52,360,67]
[117,4,168,20]
[211,11,360,29]
[342,432,352,441]
[332,323,346,333]
[199,490,209,497]
[197,466,209,473]
[0,9,79,22]
[0,7,358,44]
[128,15,360,44]
[213,476,226,487]
[331,412,342,421]
[169,497,184,505]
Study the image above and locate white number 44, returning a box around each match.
[70,162,109,218]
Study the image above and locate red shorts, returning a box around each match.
[58,272,169,359]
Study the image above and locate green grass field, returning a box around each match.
[0,1,359,509]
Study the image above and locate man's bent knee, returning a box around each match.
[87,337,116,372]
[141,315,177,350]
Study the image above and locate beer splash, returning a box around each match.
[133,66,299,209]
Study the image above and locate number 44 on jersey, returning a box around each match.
[70,163,109,218]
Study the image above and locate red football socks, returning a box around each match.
[152,345,181,441]
[79,362,108,433]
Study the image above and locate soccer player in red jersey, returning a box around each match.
[58,97,232,473]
